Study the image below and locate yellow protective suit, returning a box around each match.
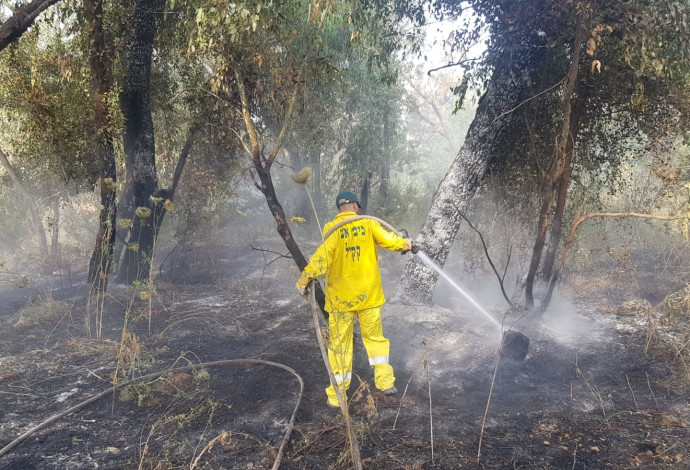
[297,211,410,406]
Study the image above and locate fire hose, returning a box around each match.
[320,214,416,252]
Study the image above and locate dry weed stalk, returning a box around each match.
[190,431,232,469]
[645,372,659,406]
[308,285,363,470]
[137,423,157,470]
[393,357,425,430]
[424,357,434,465]
[477,339,503,464]
[351,376,378,419]
[626,374,639,410]
[574,357,609,427]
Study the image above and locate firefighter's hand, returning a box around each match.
[401,239,419,255]
[401,238,412,255]
[296,277,310,298]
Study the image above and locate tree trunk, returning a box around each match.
[393,59,529,305]
[254,159,328,313]
[283,146,311,220]
[116,0,163,284]
[235,67,328,316]
[0,147,49,259]
[85,0,118,293]
[170,124,197,199]
[0,0,60,52]
[312,153,322,214]
[540,88,586,282]
[524,23,584,308]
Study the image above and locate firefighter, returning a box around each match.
[296,190,414,407]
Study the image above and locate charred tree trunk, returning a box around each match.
[540,87,586,282]
[149,123,198,238]
[170,125,197,200]
[0,147,49,259]
[85,0,118,292]
[0,0,60,52]
[524,24,584,309]
[235,68,328,316]
[116,0,163,284]
[253,155,328,314]
[393,57,529,304]
[360,175,370,214]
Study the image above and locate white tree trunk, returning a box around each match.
[393,61,528,305]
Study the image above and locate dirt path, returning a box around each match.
[0,245,688,469]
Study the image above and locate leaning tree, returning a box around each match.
[395,0,690,307]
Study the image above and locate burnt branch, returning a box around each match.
[251,245,293,266]
[455,207,516,309]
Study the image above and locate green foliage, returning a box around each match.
[450,76,469,114]
[1,0,687,294]
[0,24,94,186]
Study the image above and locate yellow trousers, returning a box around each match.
[326,306,395,406]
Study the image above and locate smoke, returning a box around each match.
[537,288,603,346]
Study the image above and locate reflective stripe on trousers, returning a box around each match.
[369,356,389,365]
[333,372,352,384]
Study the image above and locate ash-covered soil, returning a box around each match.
[0,240,688,469]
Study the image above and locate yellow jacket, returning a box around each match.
[299,212,409,312]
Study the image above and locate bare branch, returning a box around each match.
[247,167,261,191]
[231,127,254,159]
[455,208,516,309]
[427,57,481,75]
[266,81,301,165]
[0,0,60,52]
[251,245,293,263]
[493,75,567,123]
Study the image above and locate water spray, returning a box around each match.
[416,252,502,331]
[415,252,529,361]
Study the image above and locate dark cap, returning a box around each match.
[336,190,359,208]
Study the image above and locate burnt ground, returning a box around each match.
[0,239,689,469]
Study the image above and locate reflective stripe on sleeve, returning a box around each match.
[368,356,389,366]
[333,372,352,384]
